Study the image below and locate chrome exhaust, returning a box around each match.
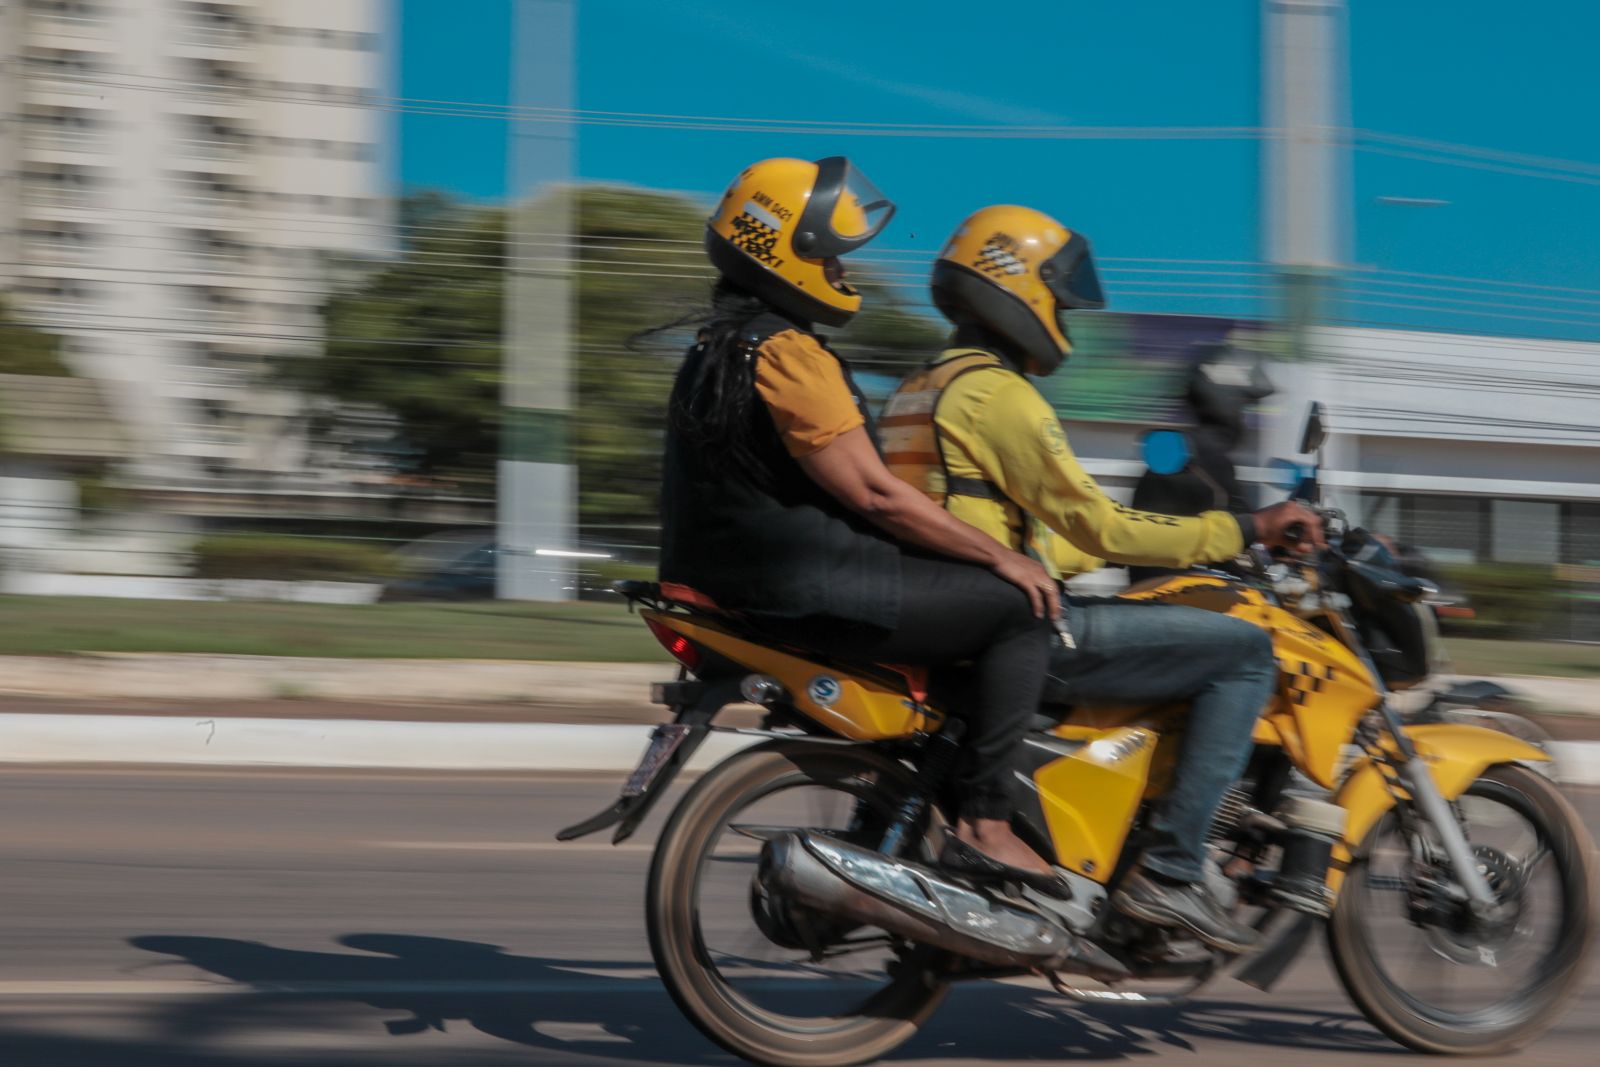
[760,832,1126,981]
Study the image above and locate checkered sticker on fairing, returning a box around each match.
[1282,658,1339,707]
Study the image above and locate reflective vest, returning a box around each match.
[880,350,1009,506]
[882,349,1055,568]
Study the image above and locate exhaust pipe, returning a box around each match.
[760,832,1127,981]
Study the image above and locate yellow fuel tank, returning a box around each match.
[1119,574,1377,787]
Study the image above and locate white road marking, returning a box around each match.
[362,841,652,853]
[0,978,662,997]
[534,1021,633,1043]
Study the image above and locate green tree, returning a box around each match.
[0,296,74,377]
[307,200,506,488]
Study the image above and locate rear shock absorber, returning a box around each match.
[877,722,964,857]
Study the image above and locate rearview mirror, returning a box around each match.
[1141,430,1192,476]
[1299,401,1327,454]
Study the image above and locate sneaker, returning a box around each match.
[1110,869,1260,954]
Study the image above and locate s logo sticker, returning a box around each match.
[807,675,841,707]
[1039,418,1067,456]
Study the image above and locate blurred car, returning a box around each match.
[381,530,498,601]
[380,530,643,601]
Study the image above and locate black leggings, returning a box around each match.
[757,554,1053,821]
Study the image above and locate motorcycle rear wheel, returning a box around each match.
[1328,762,1596,1055]
[647,739,948,1067]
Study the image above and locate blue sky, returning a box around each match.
[398,1,1600,342]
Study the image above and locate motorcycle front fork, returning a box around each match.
[1374,699,1499,915]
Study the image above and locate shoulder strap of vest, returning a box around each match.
[738,311,808,349]
[929,351,1018,504]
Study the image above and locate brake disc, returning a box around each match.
[1423,845,1524,967]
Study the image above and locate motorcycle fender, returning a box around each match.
[1327,723,1550,896]
[555,676,743,845]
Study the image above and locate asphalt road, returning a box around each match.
[0,767,1594,1066]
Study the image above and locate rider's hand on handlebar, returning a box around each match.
[991,551,1062,620]
[1252,500,1327,553]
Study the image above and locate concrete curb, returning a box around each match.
[0,715,755,772]
[0,656,1592,718]
[0,655,667,706]
[0,713,1595,785]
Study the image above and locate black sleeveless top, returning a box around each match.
[658,312,903,629]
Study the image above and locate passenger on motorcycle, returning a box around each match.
[882,204,1325,952]
[658,159,1070,894]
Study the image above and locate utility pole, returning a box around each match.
[1261,0,1354,506]
[500,0,577,600]
[1262,0,1349,358]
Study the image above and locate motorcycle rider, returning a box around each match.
[882,204,1324,952]
[658,160,1069,893]
[1128,342,1275,582]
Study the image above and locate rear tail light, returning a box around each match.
[645,616,702,670]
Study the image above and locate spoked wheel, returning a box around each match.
[647,740,948,1067]
[1329,763,1597,1055]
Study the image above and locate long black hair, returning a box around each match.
[654,278,797,484]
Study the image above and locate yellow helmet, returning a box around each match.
[706,156,895,327]
[931,205,1106,375]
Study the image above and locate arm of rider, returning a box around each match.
[949,375,1323,566]
[796,427,1060,620]
[752,331,1058,619]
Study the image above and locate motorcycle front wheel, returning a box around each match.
[646,739,948,1067]
[1328,762,1596,1055]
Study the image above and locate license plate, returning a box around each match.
[621,723,693,798]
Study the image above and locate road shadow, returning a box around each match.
[0,933,1401,1065]
[126,933,700,1062]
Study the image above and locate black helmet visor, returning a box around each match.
[1041,230,1106,310]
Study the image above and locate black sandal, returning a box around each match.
[938,836,1073,900]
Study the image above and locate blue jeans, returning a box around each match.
[1047,597,1277,884]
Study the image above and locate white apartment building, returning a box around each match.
[0,0,391,486]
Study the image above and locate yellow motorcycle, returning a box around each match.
[561,512,1595,1067]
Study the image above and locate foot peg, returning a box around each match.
[938,836,1074,901]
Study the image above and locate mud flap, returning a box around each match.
[556,676,741,845]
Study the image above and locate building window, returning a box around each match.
[25,0,109,30]
[14,277,98,305]
[176,1,253,47]
[1491,499,1561,565]
[22,164,105,205]
[22,104,105,150]
[1408,495,1485,564]
[1564,503,1600,567]
[22,46,105,78]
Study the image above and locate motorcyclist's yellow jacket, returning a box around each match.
[880,349,1245,578]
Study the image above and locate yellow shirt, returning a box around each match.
[753,330,865,458]
[930,350,1244,577]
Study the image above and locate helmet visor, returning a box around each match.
[793,157,896,258]
[1042,231,1106,310]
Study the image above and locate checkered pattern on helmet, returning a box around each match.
[973,233,1028,278]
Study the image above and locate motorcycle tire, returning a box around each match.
[1328,762,1597,1055]
[647,739,949,1067]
